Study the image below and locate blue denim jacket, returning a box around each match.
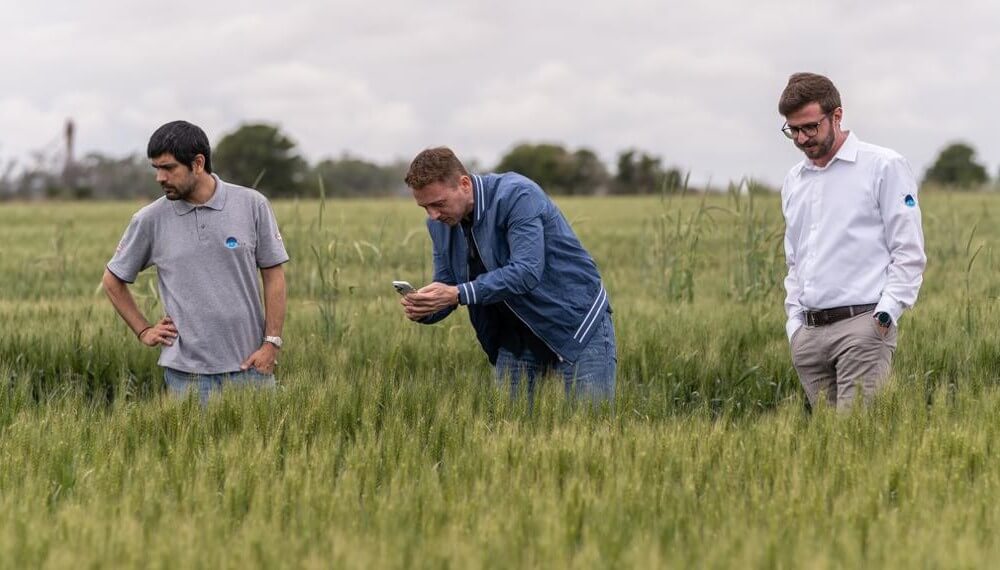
[420,173,610,364]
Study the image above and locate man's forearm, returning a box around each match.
[261,265,287,337]
[101,268,150,336]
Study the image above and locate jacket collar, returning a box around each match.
[471,174,487,224]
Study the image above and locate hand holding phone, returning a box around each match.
[392,280,416,296]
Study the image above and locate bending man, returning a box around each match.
[401,147,615,402]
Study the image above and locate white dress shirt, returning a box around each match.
[781,132,926,340]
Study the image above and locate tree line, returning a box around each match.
[0,123,995,200]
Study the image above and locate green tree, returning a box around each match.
[309,154,407,197]
[213,123,308,197]
[496,143,575,193]
[569,149,610,195]
[495,143,607,195]
[924,142,989,189]
[613,149,684,194]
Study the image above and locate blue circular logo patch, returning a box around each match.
[225,236,239,249]
[904,194,916,207]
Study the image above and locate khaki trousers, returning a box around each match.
[790,311,897,412]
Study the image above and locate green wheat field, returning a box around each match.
[2,191,1000,568]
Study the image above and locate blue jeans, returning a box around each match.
[163,367,276,406]
[494,310,616,403]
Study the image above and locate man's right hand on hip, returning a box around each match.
[138,316,178,347]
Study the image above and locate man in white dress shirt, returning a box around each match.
[778,73,926,411]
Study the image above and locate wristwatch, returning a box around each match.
[873,312,892,327]
[264,335,283,349]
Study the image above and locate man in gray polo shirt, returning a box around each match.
[102,120,289,404]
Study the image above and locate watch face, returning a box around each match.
[877,313,891,326]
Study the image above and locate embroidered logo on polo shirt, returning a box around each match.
[225,236,239,249]
[904,194,916,207]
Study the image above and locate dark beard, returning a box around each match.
[163,181,196,201]
[797,129,835,159]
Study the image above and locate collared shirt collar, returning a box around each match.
[171,174,229,215]
[800,131,860,173]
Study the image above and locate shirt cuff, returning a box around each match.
[786,316,804,342]
[457,282,478,305]
[874,296,905,325]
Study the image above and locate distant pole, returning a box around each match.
[63,118,76,188]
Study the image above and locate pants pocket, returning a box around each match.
[790,326,805,348]
[865,316,898,348]
[790,326,809,362]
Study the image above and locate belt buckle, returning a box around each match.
[808,310,827,327]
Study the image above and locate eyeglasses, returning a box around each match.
[781,112,832,139]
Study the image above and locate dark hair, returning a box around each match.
[778,73,842,116]
[147,120,213,173]
[404,147,469,189]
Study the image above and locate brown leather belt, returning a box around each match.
[804,303,877,327]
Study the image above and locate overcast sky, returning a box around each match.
[1,0,998,187]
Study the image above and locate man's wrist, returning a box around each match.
[450,286,460,306]
[264,335,283,349]
[873,298,903,327]
[137,326,152,341]
[456,282,475,305]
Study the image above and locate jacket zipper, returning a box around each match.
[502,300,565,363]
[469,228,565,362]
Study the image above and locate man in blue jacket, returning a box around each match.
[400,147,615,402]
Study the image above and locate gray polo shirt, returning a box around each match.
[107,175,289,374]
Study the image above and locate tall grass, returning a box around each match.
[2,192,1000,567]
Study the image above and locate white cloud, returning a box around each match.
[212,62,421,160]
[0,0,998,185]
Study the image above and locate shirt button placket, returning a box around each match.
[804,186,818,290]
[196,207,208,242]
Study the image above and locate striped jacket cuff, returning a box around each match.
[458,282,478,305]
